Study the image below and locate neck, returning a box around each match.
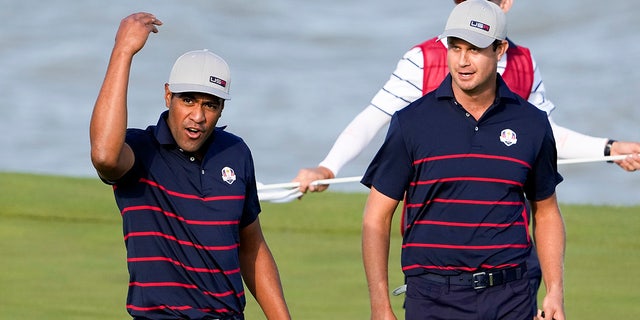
[452,75,498,120]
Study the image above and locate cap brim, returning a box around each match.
[438,29,495,49]
[169,83,231,100]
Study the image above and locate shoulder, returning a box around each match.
[125,127,156,149]
[506,38,530,51]
[504,93,549,125]
[213,127,246,145]
[395,90,443,123]
[210,127,253,156]
[506,38,537,62]
[401,37,442,61]
[413,36,441,49]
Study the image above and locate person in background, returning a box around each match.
[361,1,565,318]
[294,0,640,193]
[90,12,291,320]
[291,0,628,313]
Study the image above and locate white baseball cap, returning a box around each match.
[438,0,507,48]
[168,49,231,100]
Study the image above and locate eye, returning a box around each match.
[181,96,195,104]
[204,100,223,111]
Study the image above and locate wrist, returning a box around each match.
[317,166,336,179]
[604,139,617,163]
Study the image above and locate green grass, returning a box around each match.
[1,172,639,319]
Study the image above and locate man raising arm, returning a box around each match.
[91,13,290,320]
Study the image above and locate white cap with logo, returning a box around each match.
[168,49,231,100]
[438,0,507,49]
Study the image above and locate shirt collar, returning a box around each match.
[151,110,177,146]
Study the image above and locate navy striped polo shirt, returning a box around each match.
[362,74,563,277]
[110,111,260,319]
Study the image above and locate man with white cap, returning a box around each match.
[90,12,291,320]
[295,0,639,194]
[360,1,566,319]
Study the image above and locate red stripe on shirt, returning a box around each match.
[410,176,524,187]
[127,256,241,275]
[414,220,527,228]
[124,231,240,251]
[402,262,522,273]
[129,282,244,299]
[139,178,245,201]
[413,153,531,169]
[406,198,524,208]
[126,304,231,314]
[121,205,239,226]
[402,243,529,250]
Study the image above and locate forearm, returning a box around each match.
[240,220,290,319]
[90,48,133,177]
[362,220,393,315]
[535,211,565,293]
[319,106,391,176]
[532,194,566,319]
[550,119,607,159]
[241,244,290,319]
[361,188,398,318]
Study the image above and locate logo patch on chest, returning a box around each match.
[221,167,236,184]
[499,129,518,146]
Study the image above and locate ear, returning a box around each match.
[500,0,513,13]
[497,40,509,60]
[164,84,172,108]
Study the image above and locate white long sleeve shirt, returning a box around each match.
[319,41,608,176]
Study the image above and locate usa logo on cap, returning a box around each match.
[210,76,227,88]
[470,20,490,32]
[221,166,236,184]
[499,129,518,146]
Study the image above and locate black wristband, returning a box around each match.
[604,139,617,163]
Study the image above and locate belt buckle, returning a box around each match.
[472,271,493,289]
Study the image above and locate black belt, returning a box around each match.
[420,265,526,290]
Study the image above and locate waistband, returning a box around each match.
[417,264,527,290]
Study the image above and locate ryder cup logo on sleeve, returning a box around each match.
[500,129,518,146]
[221,167,236,185]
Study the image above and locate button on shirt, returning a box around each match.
[362,75,563,277]
[111,111,260,319]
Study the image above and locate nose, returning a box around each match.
[190,104,206,123]
[457,49,470,66]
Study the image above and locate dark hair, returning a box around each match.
[492,40,502,51]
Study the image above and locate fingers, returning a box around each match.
[309,182,330,192]
[618,153,640,172]
[293,167,334,193]
[611,141,640,172]
[147,15,163,33]
[114,12,162,55]
[129,12,162,32]
[536,309,564,320]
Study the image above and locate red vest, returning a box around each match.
[416,37,534,99]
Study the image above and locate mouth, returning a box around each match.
[457,71,474,79]
[185,127,203,139]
